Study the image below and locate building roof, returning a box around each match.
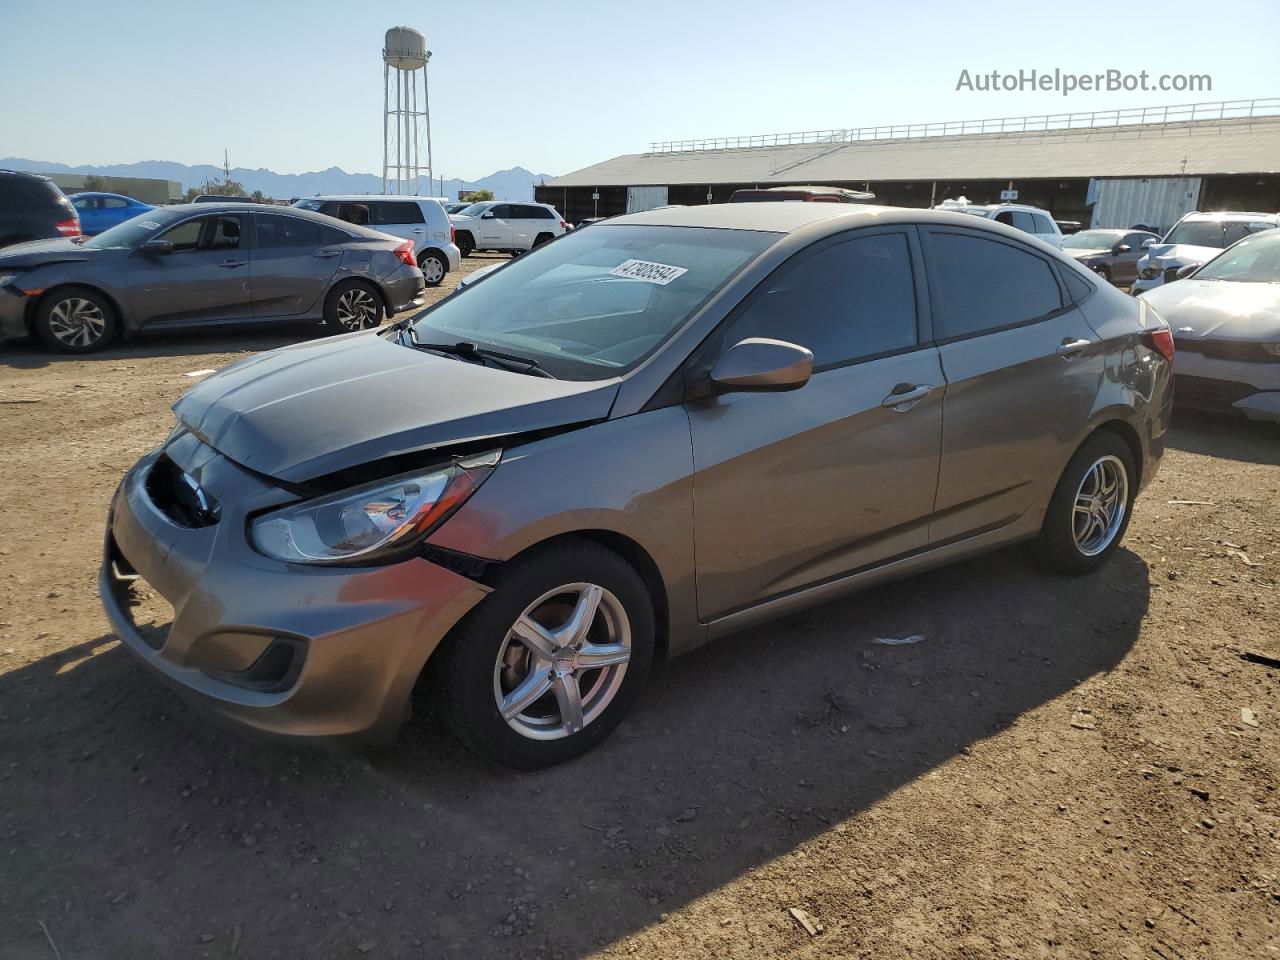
[545,116,1280,188]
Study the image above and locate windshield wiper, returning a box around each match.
[403,328,556,379]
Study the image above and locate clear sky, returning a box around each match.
[4,0,1279,179]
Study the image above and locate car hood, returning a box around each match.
[0,237,97,268]
[173,331,620,484]
[1139,279,1280,340]
[1138,243,1221,268]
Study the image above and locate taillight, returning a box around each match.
[55,218,80,237]
[394,240,415,266]
[560,221,568,229]
[450,225,456,244]
[1147,329,1175,364]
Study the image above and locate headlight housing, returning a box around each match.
[0,271,24,288]
[250,450,500,565]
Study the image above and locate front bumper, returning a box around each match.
[100,433,490,743]
[0,285,30,340]
[1173,348,1280,422]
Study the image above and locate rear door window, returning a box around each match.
[926,231,1063,340]
[255,214,322,248]
[371,201,425,225]
[726,231,919,368]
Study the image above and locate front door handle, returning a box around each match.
[1056,338,1092,358]
[880,383,935,410]
[219,259,246,268]
[314,248,342,258]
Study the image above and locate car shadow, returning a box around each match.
[1168,409,1280,466]
[0,544,1149,958]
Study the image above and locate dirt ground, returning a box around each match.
[0,254,1277,959]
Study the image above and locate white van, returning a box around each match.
[291,195,460,286]
[933,199,1064,248]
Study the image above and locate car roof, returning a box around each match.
[303,194,444,204]
[73,192,136,200]
[0,168,52,182]
[153,202,391,237]
[1181,210,1279,222]
[614,202,1066,241]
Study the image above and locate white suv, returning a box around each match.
[933,200,1064,248]
[1130,211,1280,294]
[291,195,460,286]
[449,201,568,257]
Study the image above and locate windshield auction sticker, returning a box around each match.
[609,259,688,285]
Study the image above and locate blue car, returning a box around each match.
[69,192,154,236]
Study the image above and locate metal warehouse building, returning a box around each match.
[537,99,1280,232]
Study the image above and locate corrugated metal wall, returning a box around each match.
[626,185,669,213]
[1090,177,1201,231]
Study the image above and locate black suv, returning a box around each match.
[0,170,81,248]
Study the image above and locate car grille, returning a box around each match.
[144,455,221,528]
[1176,338,1278,364]
[1174,374,1257,412]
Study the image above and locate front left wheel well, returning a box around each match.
[29,282,125,336]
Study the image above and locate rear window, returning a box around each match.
[0,174,63,212]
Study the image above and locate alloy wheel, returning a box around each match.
[335,288,379,330]
[493,583,632,741]
[47,297,107,348]
[1072,455,1129,556]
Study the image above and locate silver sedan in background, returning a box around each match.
[1139,228,1280,422]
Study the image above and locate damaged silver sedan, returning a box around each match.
[102,203,1173,768]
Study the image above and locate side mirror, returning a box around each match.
[709,338,813,393]
[139,239,173,256]
[1175,263,1199,280]
[1113,243,1131,254]
[1142,238,1158,249]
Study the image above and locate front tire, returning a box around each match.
[323,280,384,332]
[432,540,655,769]
[1036,431,1137,574]
[34,286,117,353]
[417,250,447,287]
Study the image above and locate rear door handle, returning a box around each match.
[219,259,246,268]
[1056,338,1092,358]
[880,383,935,410]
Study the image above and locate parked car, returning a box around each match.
[292,195,460,286]
[100,202,1172,768]
[192,194,257,204]
[1130,211,1280,294]
[1138,227,1280,421]
[730,185,876,203]
[0,169,80,248]
[69,192,154,236]
[1061,228,1162,286]
[456,261,506,289]
[932,199,1064,248]
[449,201,568,257]
[444,202,471,214]
[0,203,424,353]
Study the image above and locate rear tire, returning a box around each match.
[532,232,553,249]
[34,286,117,353]
[323,279,384,332]
[417,250,447,287]
[431,540,655,769]
[1036,431,1137,575]
[455,232,475,258]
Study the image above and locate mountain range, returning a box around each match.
[0,158,555,201]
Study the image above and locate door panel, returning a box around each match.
[129,215,252,326]
[249,214,339,318]
[479,204,513,248]
[689,351,944,619]
[922,226,1103,543]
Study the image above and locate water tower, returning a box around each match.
[382,26,433,195]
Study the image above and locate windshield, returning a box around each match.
[82,211,173,249]
[408,224,775,380]
[1165,219,1275,249]
[1194,230,1280,283]
[1062,230,1123,250]
[454,202,490,217]
[293,199,325,212]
